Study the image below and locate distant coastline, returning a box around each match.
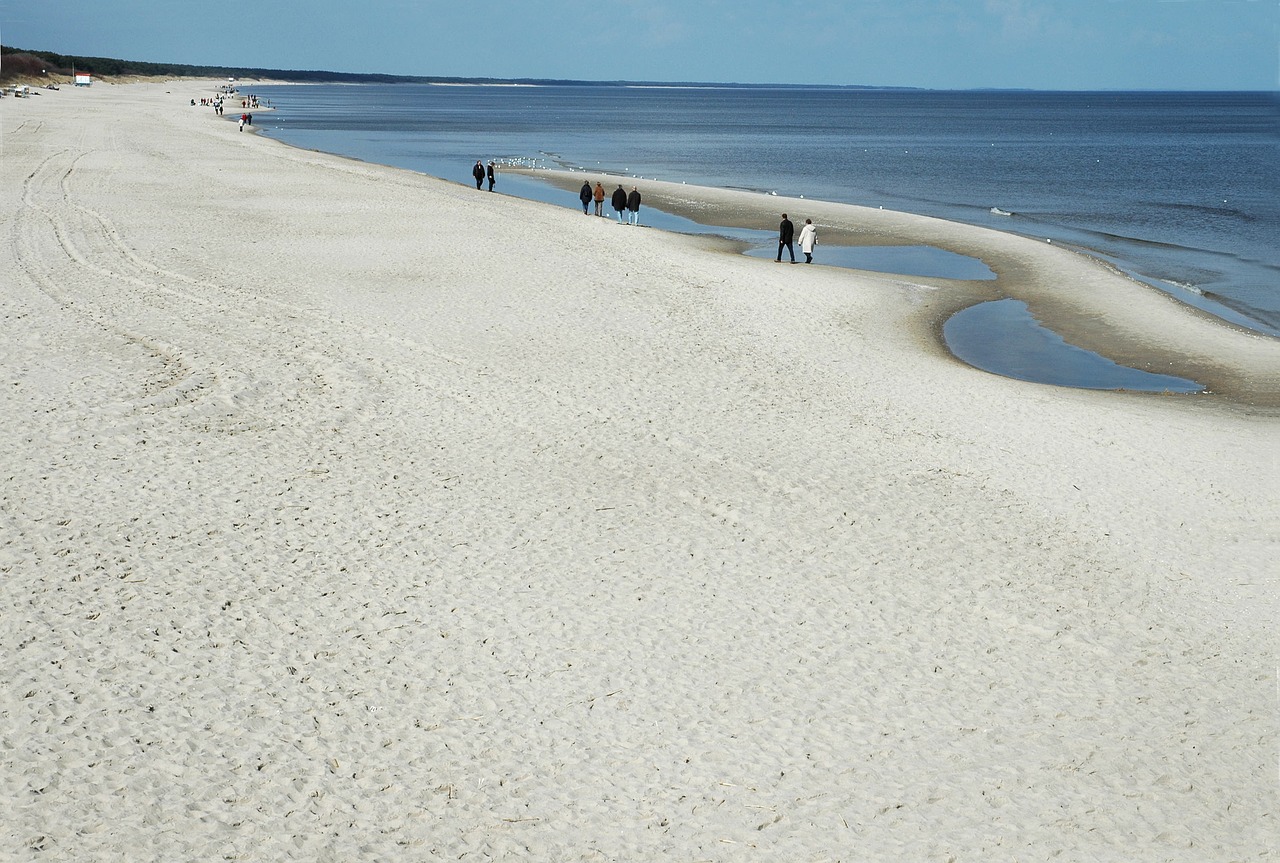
[0,44,918,89]
[3,44,1270,92]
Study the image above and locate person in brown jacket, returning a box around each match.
[592,182,605,217]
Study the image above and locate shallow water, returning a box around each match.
[943,299,1204,393]
[744,243,995,280]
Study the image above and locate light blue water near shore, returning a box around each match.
[251,83,1278,342]
[944,300,1203,393]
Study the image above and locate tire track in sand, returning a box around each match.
[12,142,377,430]
[15,146,210,411]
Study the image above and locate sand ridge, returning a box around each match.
[517,166,1280,409]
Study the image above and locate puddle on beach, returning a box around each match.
[745,243,995,280]
[943,299,1203,393]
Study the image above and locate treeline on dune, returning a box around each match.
[0,45,621,87]
[0,45,432,85]
[2,45,902,89]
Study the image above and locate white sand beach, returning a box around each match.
[2,81,1276,861]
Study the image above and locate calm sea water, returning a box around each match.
[251,84,1279,335]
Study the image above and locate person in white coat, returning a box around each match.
[798,219,817,264]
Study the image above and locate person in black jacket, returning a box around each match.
[472,160,485,190]
[626,186,642,226]
[611,185,628,223]
[486,161,496,192]
[579,181,593,214]
[776,213,795,263]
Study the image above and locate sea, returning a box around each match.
[247,83,1279,387]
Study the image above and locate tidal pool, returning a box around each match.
[746,243,995,280]
[943,299,1203,393]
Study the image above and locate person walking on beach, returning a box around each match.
[473,160,486,190]
[579,181,593,214]
[611,184,628,223]
[487,161,496,192]
[593,182,605,216]
[798,218,817,264]
[777,213,796,263]
[626,186,642,226]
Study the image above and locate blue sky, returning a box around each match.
[2,0,1275,89]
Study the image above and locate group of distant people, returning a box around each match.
[579,181,642,224]
[473,160,497,191]
[468,159,818,262]
[193,88,271,131]
[195,89,268,128]
[195,95,226,115]
[776,213,818,264]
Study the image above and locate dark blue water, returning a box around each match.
[252,84,1279,338]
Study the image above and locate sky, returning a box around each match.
[2,0,1275,90]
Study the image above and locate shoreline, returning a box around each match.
[249,80,1280,348]
[3,80,1276,861]
[510,166,1280,410]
